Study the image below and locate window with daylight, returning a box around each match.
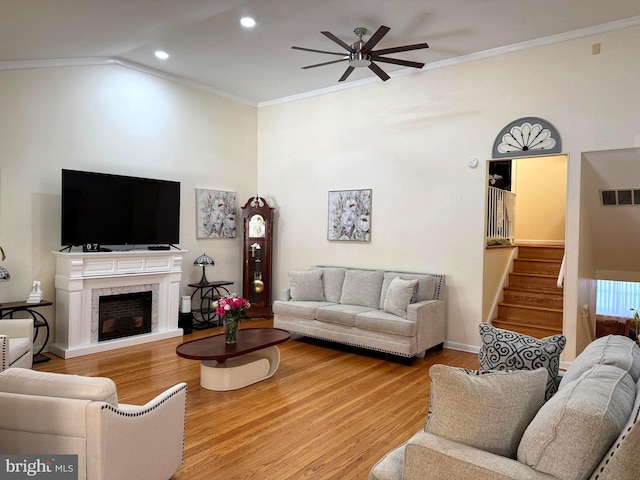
[596,280,640,317]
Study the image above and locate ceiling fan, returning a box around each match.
[292,25,429,82]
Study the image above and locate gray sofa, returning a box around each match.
[369,334,640,480]
[272,266,446,359]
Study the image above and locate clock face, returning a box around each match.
[248,215,265,238]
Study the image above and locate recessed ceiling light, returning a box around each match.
[240,17,256,28]
[154,50,170,60]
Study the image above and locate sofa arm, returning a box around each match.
[404,431,557,480]
[86,382,187,480]
[0,319,34,339]
[408,299,445,353]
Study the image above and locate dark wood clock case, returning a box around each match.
[241,196,274,318]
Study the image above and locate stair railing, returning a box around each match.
[557,254,565,288]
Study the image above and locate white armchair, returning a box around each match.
[0,318,33,371]
[0,368,187,480]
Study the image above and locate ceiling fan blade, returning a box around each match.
[291,46,347,56]
[362,25,390,52]
[373,56,425,69]
[371,43,430,56]
[302,58,348,69]
[368,62,390,81]
[338,66,355,82]
[321,31,354,52]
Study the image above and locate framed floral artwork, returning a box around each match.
[327,189,372,242]
[196,189,237,238]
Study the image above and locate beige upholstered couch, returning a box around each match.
[369,335,640,480]
[0,368,187,480]
[273,266,446,360]
[0,318,33,371]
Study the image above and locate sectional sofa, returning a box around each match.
[273,266,446,360]
[369,334,640,479]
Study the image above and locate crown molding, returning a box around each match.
[0,15,639,108]
[0,56,257,107]
[259,15,640,107]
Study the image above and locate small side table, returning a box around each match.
[188,281,233,330]
[0,300,52,363]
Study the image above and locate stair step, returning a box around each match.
[516,244,565,261]
[513,258,562,276]
[503,287,563,309]
[497,303,563,328]
[491,319,563,339]
[508,272,562,291]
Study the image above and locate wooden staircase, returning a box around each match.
[492,245,564,339]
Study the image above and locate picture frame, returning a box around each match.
[327,189,372,242]
[196,189,237,238]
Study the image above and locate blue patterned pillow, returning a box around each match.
[479,323,566,400]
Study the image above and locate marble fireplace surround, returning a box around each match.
[51,250,186,359]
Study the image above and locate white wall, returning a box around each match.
[0,65,257,346]
[258,25,640,354]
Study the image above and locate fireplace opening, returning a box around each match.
[99,291,152,342]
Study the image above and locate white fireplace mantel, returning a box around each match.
[51,249,186,358]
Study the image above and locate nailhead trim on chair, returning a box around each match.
[0,336,7,371]
[99,384,188,416]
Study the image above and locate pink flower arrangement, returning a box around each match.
[213,295,251,320]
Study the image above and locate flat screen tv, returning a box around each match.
[61,169,180,247]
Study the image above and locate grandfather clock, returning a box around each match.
[241,195,274,318]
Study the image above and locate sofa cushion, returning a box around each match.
[379,273,438,309]
[383,277,418,319]
[478,323,566,400]
[426,365,547,459]
[316,304,375,327]
[310,267,347,303]
[355,310,417,337]
[272,300,331,320]
[340,269,384,309]
[517,364,636,480]
[0,367,118,406]
[590,376,640,480]
[560,334,640,389]
[289,270,325,301]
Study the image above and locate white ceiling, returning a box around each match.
[2,1,640,104]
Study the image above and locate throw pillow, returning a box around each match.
[478,323,566,400]
[425,364,547,458]
[339,269,384,309]
[383,277,418,319]
[289,270,325,301]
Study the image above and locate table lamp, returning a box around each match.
[194,253,214,285]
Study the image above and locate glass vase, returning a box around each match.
[223,316,240,344]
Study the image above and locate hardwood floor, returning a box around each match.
[33,320,478,480]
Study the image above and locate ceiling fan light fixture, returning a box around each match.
[349,52,371,67]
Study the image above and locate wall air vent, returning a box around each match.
[600,189,640,206]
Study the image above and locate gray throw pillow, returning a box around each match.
[383,277,418,319]
[478,323,566,400]
[339,269,384,309]
[425,364,547,458]
[289,270,325,301]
